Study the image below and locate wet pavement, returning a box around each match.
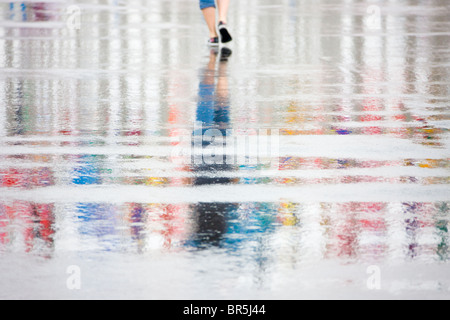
[0,0,449,299]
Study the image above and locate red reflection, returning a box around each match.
[0,167,54,189]
[128,204,188,251]
[159,204,187,249]
[360,115,382,122]
[361,126,382,135]
[0,202,55,253]
[30,3,55,21]
[392,114,407,122]
[362,97,383,112]
[325,202,388,259]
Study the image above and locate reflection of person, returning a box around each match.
[194,48,234,180]
[189,48,237,249]
[200,0,233,46]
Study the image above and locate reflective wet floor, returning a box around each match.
[0,0,449,299]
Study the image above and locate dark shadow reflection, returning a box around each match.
[189,48,238,249]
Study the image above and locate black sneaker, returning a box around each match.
[208,37,219,47]
[218,21,232,44]
[220,47,232,62]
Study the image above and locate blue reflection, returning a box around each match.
[72,155,102,185]
[76,203,119,251]
[9,3,27,21]
[224,203,277,250]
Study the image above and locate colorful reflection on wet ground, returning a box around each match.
[0,0,449,299]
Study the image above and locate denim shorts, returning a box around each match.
[200,0,215,10]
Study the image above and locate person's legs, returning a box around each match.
[202,7,218,38]
[216,0,232,43]
[216,0,230,24]
[200,0,218,39]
